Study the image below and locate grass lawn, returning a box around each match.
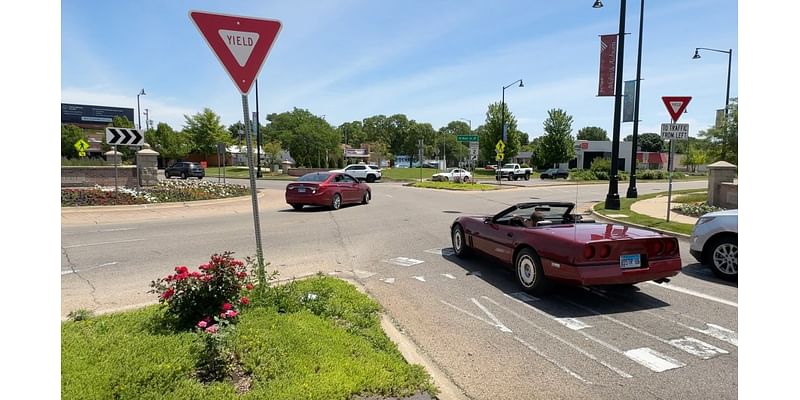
[408,181,498,191]
[62,276,435,400]
[592,189,700,236]
[380,167,441,181]
[205,166,297,180]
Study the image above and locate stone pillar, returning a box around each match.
[136,143,160,187]
[707,161,737,207]
[105,149,122,165]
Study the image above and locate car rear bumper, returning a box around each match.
[541,257,682,286]
[285,190,331,206]
[689,249,703,263]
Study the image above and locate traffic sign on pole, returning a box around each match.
[106,127,144,146]
[660,123,690,140]
[661,96,692,122]
[189,10,282,94]
[495,140,505,153]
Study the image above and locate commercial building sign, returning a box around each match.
[598,34,618,97]
[61,103,135,125]
[344,148,368,158]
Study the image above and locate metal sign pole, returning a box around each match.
[113,145,119,205]
[241,95,266,286]
[666,118,674,222]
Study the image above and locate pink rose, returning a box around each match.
[205,324,219,334]
[225,310,238,318]
[161,288,174,300]
[240,297,250,305]
[245,283,254,290]
[222,303,232,311]
[197,320,208,328]
[174,266,188,274]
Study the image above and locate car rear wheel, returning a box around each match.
[707,236,737,280]
[366,174,375,183]
[331,193,342,210]
[451,224,470,257]
[291,204,303,210]
[362,192,370,205]
[515,248,550,294]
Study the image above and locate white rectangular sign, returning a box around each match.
[469,141,479,160]
[660,123,689,140]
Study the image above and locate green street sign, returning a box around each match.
[457,135,479,142]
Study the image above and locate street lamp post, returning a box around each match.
[136,89,146,130]
[459,118,471,169]
[692,47,733,118]
[501,79,523,178]
[594,0,627,210]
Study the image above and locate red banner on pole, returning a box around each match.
[598,34,618,97]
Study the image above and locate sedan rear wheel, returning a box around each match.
[707,236,737,280]
[362,192,370,205]
[515,248,550,294]
[451,224,470,257]
[331,193,342,210]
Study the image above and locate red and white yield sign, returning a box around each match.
[661,96,692,122]
[189,11,282,94]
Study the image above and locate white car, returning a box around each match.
[431,168,472,183]
[690,209,738,280]
[331,164,381,183]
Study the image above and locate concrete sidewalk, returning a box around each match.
[629,194,698,225]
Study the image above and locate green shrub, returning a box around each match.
[61,181,250,207]
[673,202,724,217]
[590,157,612,173]
[568,170,597,181]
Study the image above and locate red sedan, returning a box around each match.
[285,172,371,211]
[451,202,682,294]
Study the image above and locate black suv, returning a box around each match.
[539,168,569,179]
[165,162,205,179]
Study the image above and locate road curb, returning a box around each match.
[589,207,692,239]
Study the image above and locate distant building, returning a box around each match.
[61,103,135,157]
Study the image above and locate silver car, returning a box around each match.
[689,209,738,280]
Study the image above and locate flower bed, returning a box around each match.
[61,180,250,207]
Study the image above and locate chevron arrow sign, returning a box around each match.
[105,127,144,146]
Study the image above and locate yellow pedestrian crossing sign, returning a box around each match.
[495,140,505,153]
[496,153,504,161]
[74,139,90,157]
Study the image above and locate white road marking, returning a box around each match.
[689,324,738,347]
[412,276,426,282]
[507,292,540,302]
[441,273,456,280]
[645,281,738,307]
[62,238,146,249]
[425,248,455,256]
[380,277,395,284]
[353,269,376,279]
[668,337,729,359]
[624,348,685,372]
[482,296,632,379]
[554,318,592,331]
[471,298,512,333]
[384,257,425,267]
[514,336,592,384]
[61,261,119,275]
[440,300,502,330]
[560,296,725,360]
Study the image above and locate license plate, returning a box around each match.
[620,254,641,269]
[297,188,306,193]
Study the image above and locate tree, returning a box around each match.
[263,108,338,168]
[61,124,86,159]
[262,141,283,168]
[438,121,471,166]
[337,121,366,146]
[539,108,575,167]
[577,126,609,141]
[699,98,738,164]
[183,108,232,156]
[637,133,665,152]
[145,122,191,166]
[681,147,708,172]
[228,122,246,145]
[479,102,521,162]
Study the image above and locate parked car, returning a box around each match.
[690,209,738,280]
[431,168,472,183]
[540,168,569,179]
[165,161,205,179]
[484,164,498,171]
[330,164,382,183]
[285,172,371,211]
[496,163,533,181]
[450,202,682,294]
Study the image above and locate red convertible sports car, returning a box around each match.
[285,172,371,210]
[451,202,682,294]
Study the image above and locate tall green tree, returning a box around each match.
[183,108,232,156]
[539,108,575,167]
[479,102,521,163]
[577,126,609,141]
[699,98,738,164]
[637,133,665,152]
[263,108,338,168]
[438,120,471,166]
[145,122,191,166]
[337,121,366,146]
[61,124,86,159]
[262,141,283,168]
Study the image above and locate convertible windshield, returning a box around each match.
[494,203,574,223]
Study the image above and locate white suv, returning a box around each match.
[332,164,382,183]
[690,209,738,280]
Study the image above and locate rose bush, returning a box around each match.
[149,252,254,331]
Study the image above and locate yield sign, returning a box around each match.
[189,10,282,94]
[661,96,692,122]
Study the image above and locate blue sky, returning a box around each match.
[60,0,738,139]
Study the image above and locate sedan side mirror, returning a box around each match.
[484,217,492,224]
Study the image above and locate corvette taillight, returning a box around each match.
[583,245,596,259]
[651,240,664,255]
[664,239,676,255]
[598,244,611,259]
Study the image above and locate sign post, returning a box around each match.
[660,96,692,222]
[190,10,282,288]
[495,140,505,185]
